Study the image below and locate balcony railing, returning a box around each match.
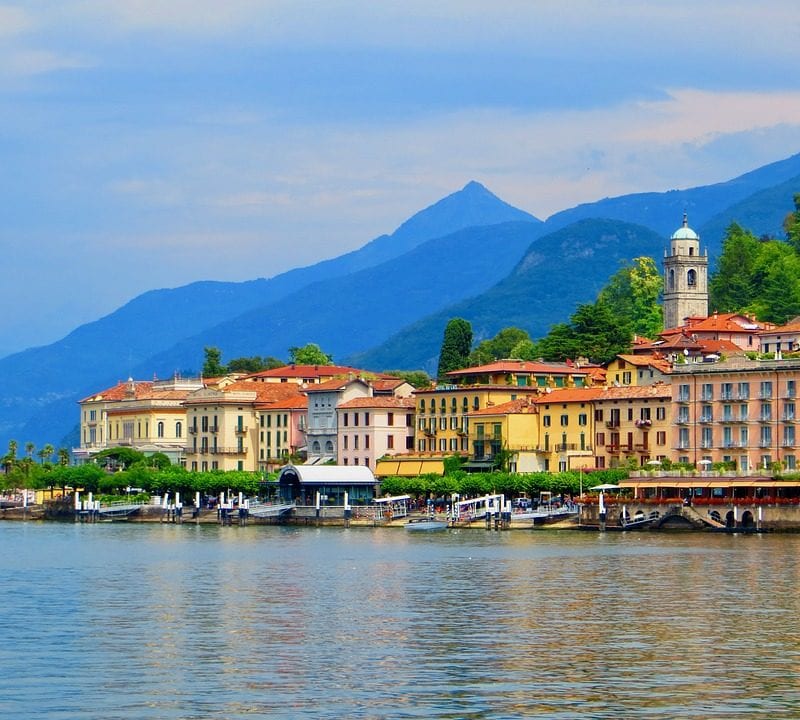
[555,443,593,452]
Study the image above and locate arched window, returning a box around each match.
[157,421,164,438]
[312,441,321,453]
[688,246,694,256]
[325,440,334,453]
[669,269,675,290]
[175,421,182,438]
[687,268,696,287]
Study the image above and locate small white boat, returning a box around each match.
[405,517,448,532]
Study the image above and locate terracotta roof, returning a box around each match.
[446,359,589,376]
[305,376,371,392]
[371,378,409,392]
[615,354,672,374]
[665,313,764,334]
[760,322,800,335]
[255,394,308,410]
[337,397,415,409]
[533,388,605,404]
[81,380,154,403]
[244,364,367,379]
[595,384,672,401]
[469,397,539,416]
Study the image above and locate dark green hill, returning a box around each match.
[347,219,668,372]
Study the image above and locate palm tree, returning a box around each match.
[39,443,55,465]
[58,448,70,466]
[25,441,35,459]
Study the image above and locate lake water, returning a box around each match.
[2,522,800,719]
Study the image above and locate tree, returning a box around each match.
[384,370,432,389]
[709,223,760,313]
[25,441,35,459]
[57,448,70,466]
[202,346,226,377]
[38,443,54,465]
[784,193,800,254]
[467,327,531,365]
[227,355,284,373]
[288,343,333,365]
[437,318,473,379]
[598,256,662,339]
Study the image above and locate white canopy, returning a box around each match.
[278,464,376,485]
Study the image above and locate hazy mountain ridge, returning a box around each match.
[2,155,799,448]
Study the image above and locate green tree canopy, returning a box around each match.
[709,220,800,325]
[467,327,532,366]
[598,256,663,339]
[437,318,473,379]
[384,370,432,389]
[288,343,334,365]
[202,346,226,376]
[784,193,800,254]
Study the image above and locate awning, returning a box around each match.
[374,459,445,477]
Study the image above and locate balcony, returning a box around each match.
[235,426,248,434]
[605,420,620,429]
[634,419,652,429]
[759,415,773,423]
[675,418,690,425]
[555,443,593,452]
[699,415,714,424]
[211,447,247,455]
[635,443,649,452]
[783,415,796,423]
[721,415,735,423]
[720,392,734,401]
[188,427,198,435]
[606,444,620,454]
[209,424,219,433]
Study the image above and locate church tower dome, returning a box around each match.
[662,213,708,329]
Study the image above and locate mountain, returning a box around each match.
[0,182,540,448]
[347,219,667,372]
[545,152,800,237]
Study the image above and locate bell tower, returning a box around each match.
[662,213,708,329]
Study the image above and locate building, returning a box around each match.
[337,396,415,469]
[305,377,373,463]
[670,356,800,471]
[590,384,672,469]
[75,375,205,464]
[758,318,800,355]
[256,391,309,472]
[183,381,305,472]
[605,354,671,387]
[413,359,593,456]
[245,364,375,386]
[662,213,708,330]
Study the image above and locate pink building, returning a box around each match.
[337,396,415,469]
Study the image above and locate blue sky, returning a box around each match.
[2,1,800,354]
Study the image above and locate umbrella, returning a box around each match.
[698,459,713,466]
[646,460,662,466]
[590,483,620,491]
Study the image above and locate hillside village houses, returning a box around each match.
[77,215,800,478]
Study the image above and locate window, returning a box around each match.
[343,413,349,427]
[354,413,359,427]
[622,371,632,385]
[354,436,359,450]
[594,409,604,421]
[687,268,696,286]
[578,414,588,426]
[365,435,370,450]
[678,384,690,402]
[656,431,666,446]
[560,415,569,427]
[656,407,666,421]
[387,435,394,450]
[175,421,182,438]
[157,421,164,438]
[543,415,551,427]
[364,412,370,425]
[387,412,394,426]
[439,438,447,452]
[738,382,750,400]
[596,432,605,446]
[343,436,348,450]
[701,383,713,401]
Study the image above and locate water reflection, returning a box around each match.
[2,524,800,718]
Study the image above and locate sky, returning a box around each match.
[2,1,800,355]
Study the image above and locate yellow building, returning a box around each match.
[75,376,205,465]
[184,381,305,472]
[605,354,671,387]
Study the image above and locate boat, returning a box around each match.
[405,517,448,532]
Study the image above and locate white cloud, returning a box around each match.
[2,49,91,76]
